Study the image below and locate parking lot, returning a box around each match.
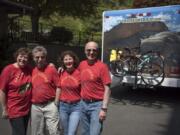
[1,86,180,135]
[102,86,180,135]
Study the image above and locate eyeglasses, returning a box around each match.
[86,49,97,52]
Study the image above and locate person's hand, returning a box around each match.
[99,109,107,121]
[58,67,64,74]
[54,100,59,107]
[2,109,8,119]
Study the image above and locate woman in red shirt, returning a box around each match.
[56,50,81,135]
[0,47,32,135]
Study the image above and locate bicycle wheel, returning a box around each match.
[140,52,165,87]
[109,60,125,77]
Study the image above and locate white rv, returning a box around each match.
[102,5,180,88]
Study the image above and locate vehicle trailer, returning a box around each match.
[102,5,180,88]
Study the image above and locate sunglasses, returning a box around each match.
[86,49,98,52]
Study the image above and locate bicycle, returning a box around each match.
[109,47,165,87]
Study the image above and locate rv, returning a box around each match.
[102,5,180,88]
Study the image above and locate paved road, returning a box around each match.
[1,86,180,135]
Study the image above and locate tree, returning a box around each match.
[81,1,133,35]
[133,0,180,8]
[12,0,101,39]
[57,0,100,17]
[103,0,133,8]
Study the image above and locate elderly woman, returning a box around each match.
[0,47,32,135]
[56,50,81,135]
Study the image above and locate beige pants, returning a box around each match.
[31,102,60,135]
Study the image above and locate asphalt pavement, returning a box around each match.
[1,86,180,135]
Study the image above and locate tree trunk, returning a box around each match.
[31,8,40,41]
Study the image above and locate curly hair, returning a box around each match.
[58,50,79,69]
[13,47,32,60]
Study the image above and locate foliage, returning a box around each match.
[103,0,133,8]
[45,14,85,32]
[78,0,133,42]
[11,0,101,33]
[12,0,59,16]
[12,0,180,37]
[12,0,135,45]
[133,0,180,8]
[57,0,100,17]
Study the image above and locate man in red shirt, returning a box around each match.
[79,41,112,135]
[31,46,60,135]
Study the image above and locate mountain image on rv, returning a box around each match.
[102,5,180,88]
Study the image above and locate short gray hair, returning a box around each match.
[32,46,47,56]
[85,41,99,50]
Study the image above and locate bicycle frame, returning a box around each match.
[137,55,151,70]
[109,48,165,88]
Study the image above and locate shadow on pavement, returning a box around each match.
[111,86,180,108]
[110,85,180,135]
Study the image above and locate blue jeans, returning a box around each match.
[59,101,81,135]
[80,100,103,135]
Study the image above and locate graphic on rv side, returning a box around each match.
[103,5,180,80]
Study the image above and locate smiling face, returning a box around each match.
[63,54,74,71]
[16,53,29,68]
[85,41,98,63]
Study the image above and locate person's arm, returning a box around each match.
[54,87,61,106]
[58,67,64,74]
[99,84,111,121]
[0,65,11,119]
[102,85,111,109]
[50,65,61,106]
[0,90,8,118]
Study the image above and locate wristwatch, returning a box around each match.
[101,107,108,112]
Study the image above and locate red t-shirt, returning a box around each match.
[58,69,81,102]
[79,60,111,100]
[0,64,32,118]
[32,64,59,103]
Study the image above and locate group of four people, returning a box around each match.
[0,41,111,135]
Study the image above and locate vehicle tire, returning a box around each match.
[109,60,125,77]
[140,52,165,87]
